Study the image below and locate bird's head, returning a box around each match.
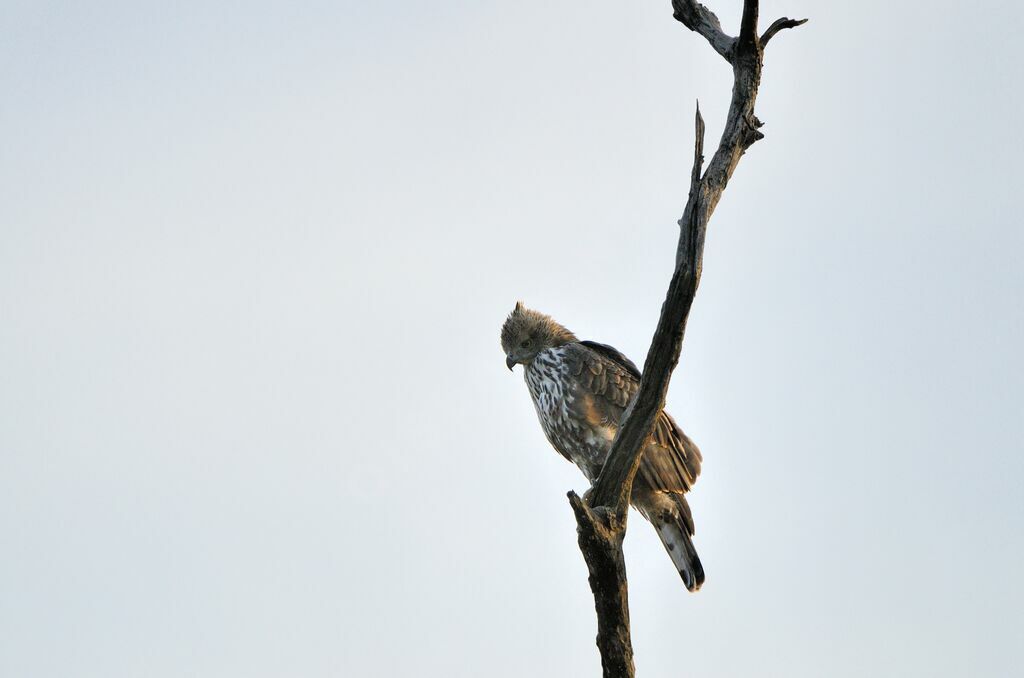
[500,302,577,371]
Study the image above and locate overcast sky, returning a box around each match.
[2,1,1022,676]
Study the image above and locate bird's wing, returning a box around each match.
[567,341,702,493]
[578,340,641,379]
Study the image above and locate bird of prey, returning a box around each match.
[501,302,704,591]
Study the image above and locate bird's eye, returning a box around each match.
[520,339,531,348]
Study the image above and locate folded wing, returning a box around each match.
[567,341,702,498]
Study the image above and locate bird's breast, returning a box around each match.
[524,348,610,480]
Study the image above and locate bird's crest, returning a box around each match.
[500,302,577,353]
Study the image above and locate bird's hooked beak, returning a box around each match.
[505,355,517,371]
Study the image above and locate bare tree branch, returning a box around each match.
[681,102,706,270]
[671,0,735,62]
[568,493,633,678]
[587,0,768,519]
[567,1,806,675]
[587,102,710,516]
[689,102,706,192]
[761,17,809,47]
[738,0,760,48]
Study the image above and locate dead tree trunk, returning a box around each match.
[568,2,806,676]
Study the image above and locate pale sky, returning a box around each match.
[2,1,1022,676]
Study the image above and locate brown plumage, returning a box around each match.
[501,303,705,591]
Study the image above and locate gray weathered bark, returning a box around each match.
[568,2,805,676]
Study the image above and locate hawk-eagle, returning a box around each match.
[501,302,704,591]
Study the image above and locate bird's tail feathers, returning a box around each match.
[654,503,705,592]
